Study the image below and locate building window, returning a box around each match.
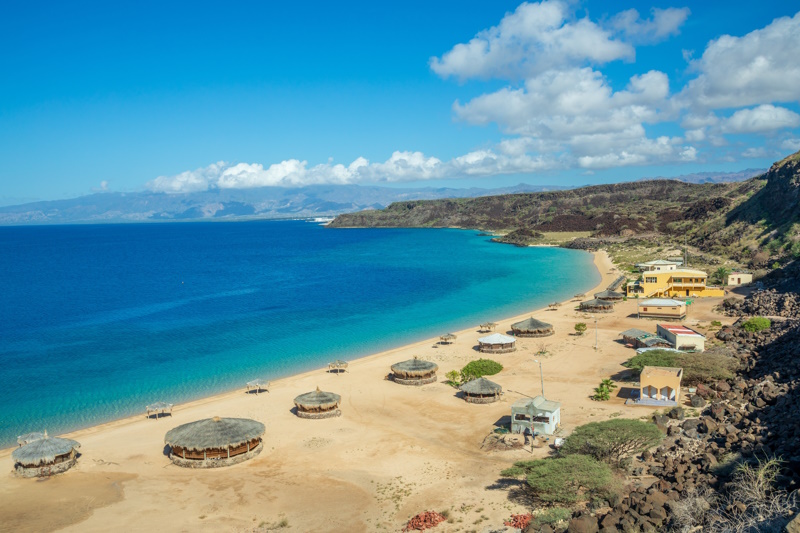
[646,277,657,283]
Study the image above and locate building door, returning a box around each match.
[686,290,690,296]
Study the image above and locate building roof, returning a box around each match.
[671,268,708,276]
[658,324,705,338]
[619,328,651,338]
[16,432,45,446]
[511,317,553,332]
[391,357,438,377]
[642,336,671,346]
[12,434,80,466]
[580,298,614,308]
[294,387,341,409]
[638,298,686,307]
[641,366,683,378]
[164,417,265,452]
[512,395,561,412]
[478,333,516,344]
[460,377,502,395]
[641,259,680,265]
[594,290,625,300]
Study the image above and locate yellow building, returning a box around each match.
[625,268,724,298]
[638,366,683,406]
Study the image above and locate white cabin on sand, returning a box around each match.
[511,396,561,435]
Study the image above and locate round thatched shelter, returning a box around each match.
[477,333,516,353]
[12,432,80,478]
[460,377,502,404]
[328,360,349,374]
[439,333,457,344]
[511,317,554,337]
[246,379,270,394]
[164,417,265,468]
[146,401,174,419]
[593,289,625,301]
[294,387,342,419]
[579,298,615,313]
[391,356,438,386]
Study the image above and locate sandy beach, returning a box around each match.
[0,250,735,533]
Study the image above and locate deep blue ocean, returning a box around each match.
[0,220,598,447]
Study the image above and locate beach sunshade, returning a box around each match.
[439,333,457,341]
[16,432,46,446]
[146,401,173,412]
[460,377,502,395]
[294,387,341,410]
[12,433,80,466]
[391,357,438,378]
[246,379,270,393]
[165,417,265,452]
[478,333,515,344]
[580,298,614,307]
[594,290,625,300]
[511,317,553,333]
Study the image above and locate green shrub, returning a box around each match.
[560,419,663,465]
[574,322,587,335]
[533,508,572,526]
[501,455,613,504]
[742,316,771,333]
[461,359,503,381]
[444,370,462,387]
[623,350,679,373]
[623,349,736,386]
[591,379,617,401]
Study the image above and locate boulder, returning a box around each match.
[691,394,707,407]
[567,515,599,533]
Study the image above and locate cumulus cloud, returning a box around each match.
[611,7,690,44]
[429,1,632,81]
[680,12,800,109]
[721,105,800,134]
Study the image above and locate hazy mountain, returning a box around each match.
[0,183,568,225]
[640,168,766,184]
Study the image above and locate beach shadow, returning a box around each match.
[493,415,512,429]
[162,445,171,457]
[327,369,347,375]
[610,369,635,382]
[485,479,536,506]
[245,388,269,395]
[616,386,637,400]
[146,413,173,420]
[453,391,466,400]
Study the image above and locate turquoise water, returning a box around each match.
[0,220,599,447]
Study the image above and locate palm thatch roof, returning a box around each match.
[478,333,515,345]
[580,298,615,308]
[246,379,270,392]
[294,387,341,410]
[164,417,265,452]
[439,333,457,342]
[594,289,625,300]
[511,317,553,333]
[17,432,45,446]
[391,357,438,378]
[460,377,502,396]
[12,433,80,466]
[146,401,173,412]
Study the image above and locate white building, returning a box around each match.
[635,259,681,272]
[657,323,706,351]
[727,272,753,286]
[511,396,561,435]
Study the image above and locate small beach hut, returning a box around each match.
[294,387,342,419]
[246,379,270,394]
[439,333,457,344]
[12,431,80,477]
[328,360,349,374]
[460,377,502,404]
[619,328,652,348]
[391,356,439,386]
[165,417,265,468]
[511,317,554,338]
[479,322,498,332]
[477,333,516,353]
[579,298,615,313]
[146,401,174,419]
[593,289,625,301]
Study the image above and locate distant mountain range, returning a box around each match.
[0,183,569,225]
[0,167,767,225]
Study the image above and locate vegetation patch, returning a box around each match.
[742,316,771,332]
[591,379,617,401]
[460,359,503,381]
[623,348,737,385]
[560,419,663,466]
[501,454,614,504]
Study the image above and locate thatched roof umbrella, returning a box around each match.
[328,360,348,374]
[579,298,615,313]
[391,356,439,386]
[511,317,554,337]
[477,333,516,353]
[164,417,265,467]
[479,322,498,332]
[17,432,45,446]
[439,333,457,344]
[246,379,270,394]
[594,289,625,301]
[12,431,80,477]
[146,401,174,419]
[459,377,502,404]
[294,387,342,419]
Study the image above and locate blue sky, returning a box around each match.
[1,1,799,203]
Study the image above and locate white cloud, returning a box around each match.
[611,7,690,44]
[781,138,800,152]
[680,12,800,109]
[721,105,800,134]
[148,161,227,193]
[429,1,632,81]
[742,147,769,158]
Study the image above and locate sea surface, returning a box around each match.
[0,220,599,447]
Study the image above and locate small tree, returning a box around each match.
[742,317,771,333]
[445,370,462,387]
[574,322,587,335]
[460,359,503,381]
[713,267,731,286]
[560,419,664,465]
[501,455,614,504]
[592,385,611,401]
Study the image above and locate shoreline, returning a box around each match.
[0,248,607,456]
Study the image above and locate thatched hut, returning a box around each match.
[246,379,270,394]
[164,417,265,468]
[511,317,554,338]
[477,333,516,353]
[579,298,615,313]
[12,431,80,478]
[460,377,502,404]
[479,322,498,332]
[294,387,342,419]
[146,401,173,419]
[328,360,348,374]
[594,289,625,301]
[439,333,457,344]
[391,357,438,386]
